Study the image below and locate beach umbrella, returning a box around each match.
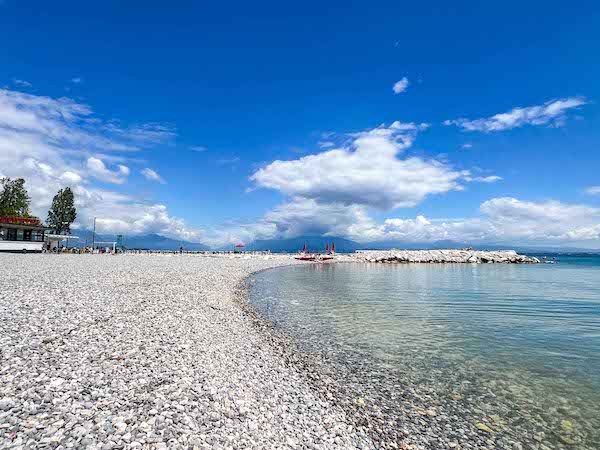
[331,242,336,252]
[235,243,244,248]
[302,243,307,252]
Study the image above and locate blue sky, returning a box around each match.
[1,0,599,247]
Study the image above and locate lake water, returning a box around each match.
[249,256,600,449]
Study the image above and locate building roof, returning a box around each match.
[0,216,51,230]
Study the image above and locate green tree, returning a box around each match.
[47,187,77,234]
[0,177,31,217]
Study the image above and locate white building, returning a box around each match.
[0,216,49,253]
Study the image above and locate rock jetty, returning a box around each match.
[352,249,539,264]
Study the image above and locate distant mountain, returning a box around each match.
[68,230,210,251]
[247,236,363,253]
[122,233,210,251]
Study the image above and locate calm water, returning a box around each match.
[249,256,600,449]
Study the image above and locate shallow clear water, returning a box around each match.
[249,257,600,449]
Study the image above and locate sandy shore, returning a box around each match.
[0,254,375,450]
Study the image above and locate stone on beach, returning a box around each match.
[0,253,373,449]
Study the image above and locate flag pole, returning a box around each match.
[92,217,96,251]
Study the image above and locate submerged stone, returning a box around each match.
[474,423,494,433]
[560,419,574,433]
[559,435,578,445]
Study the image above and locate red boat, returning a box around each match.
[295,242,316,261]
[294,242,336,262]
[295,256,316,261]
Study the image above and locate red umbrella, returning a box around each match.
[331,242,336,252]
[235,243,244,248]
[302,243,307,252]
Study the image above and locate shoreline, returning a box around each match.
[233,267,400,449]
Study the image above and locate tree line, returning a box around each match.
[0,177,77,234]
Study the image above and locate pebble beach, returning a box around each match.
[0,254,374,450]
[1,250,583,450]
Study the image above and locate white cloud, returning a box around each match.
[251,121,471,210]
[60,171,82,184]
[197,198,376,248]
[444,97,587,132]
[461,143,473,149]
[141,167,166,184]
[94,204,201,241]
[479,197,600,242]
[199,195,600,248]
[464,175,502,183]
[364,198,600,245]
[190,145,207,152]
[0,89,175,153]
[71,77,83,84]
[318,141,335,148]
[12,79,32,88]
[87,157,130,184]
[102,122,176,146]
[392,77,409,94]
[0,87,200,242]
[239,119,598,248]
[264,198,375,239]
[585,186,600,195]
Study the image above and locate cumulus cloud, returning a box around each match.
[190,145,207,152]
[87,157,130,184]
[0,87,200,242]
[263,198,375,239]
[444,97,587,132]
[141,167,166,184]
[392,77,409,94]
[60,171,83,184]
[94,204,201,241]
[251,121,473,210]
[199,195,600,248]
[365,198,600,245]
[197,198,376,248]
[461,143,473,149]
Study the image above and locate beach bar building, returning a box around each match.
[0,216,49,253]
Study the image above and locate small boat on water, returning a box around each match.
[295,256,316,261]
[542,256,557,264]
[294,242,336,262]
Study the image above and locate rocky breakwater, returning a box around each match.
[354,249,540,264]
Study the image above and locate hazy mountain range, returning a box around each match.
[68,230,599,254]
[69,230,210,251]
